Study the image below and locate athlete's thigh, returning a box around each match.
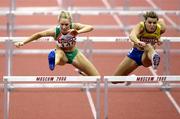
[114,56,138,76]
[72,51,99,76]
[55,48,68,65]
[141,51,151,67]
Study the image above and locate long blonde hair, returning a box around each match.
[58,11,72,23]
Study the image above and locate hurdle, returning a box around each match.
[104,75,180,119]
[3,76,101,119]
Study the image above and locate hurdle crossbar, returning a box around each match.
[0,8,180,15]
[104,75,180,82]
[3,76,101,119]
[1,24,179,31]
[0,36,180,42]
[3,76,99,82]
[8,83,98,89]
[107,83,180,88]
[103,75,180,119]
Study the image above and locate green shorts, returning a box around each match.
[65,48,78,64]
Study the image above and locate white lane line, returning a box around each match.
[149,66,180,114]
[86,88,97,119]
[101,0,129,36]
[56,0,62,6]
[146,0,178,28]
[147,0,180,114]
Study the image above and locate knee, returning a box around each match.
[143,62,151,67]
[114,70,128,76]
[144,44,153,51]
[143,64,151,67]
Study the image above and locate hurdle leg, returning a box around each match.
[4,78,10,119]
[5,40,13,76]
[96,78,100,119]
[163,39,170,75]
[104,78,108,119]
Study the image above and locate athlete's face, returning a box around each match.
[144,17,158,32]
[59,18,71,34]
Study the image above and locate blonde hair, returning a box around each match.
[58,11,72,23]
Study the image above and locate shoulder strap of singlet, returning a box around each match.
[138,22,145,34]
[55,25,61,39]
[70,22,74,29]
[157,23,161,30]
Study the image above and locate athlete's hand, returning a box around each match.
[68,29,78,37]
[136,41,146,48]
[156,39,163,46]
[14,41,24,48]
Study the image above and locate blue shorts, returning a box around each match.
[127,47,144,66]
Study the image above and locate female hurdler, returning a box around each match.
[114,11,166,76]
[14,10,100,76]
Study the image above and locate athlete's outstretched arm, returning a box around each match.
[73,23,94,34]
[129,23,146,47]
[14,28,55,48]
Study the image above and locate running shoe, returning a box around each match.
[152,53,160,70]
[111,81,131,86]
[48,50,55,71]
[111,74,136,86]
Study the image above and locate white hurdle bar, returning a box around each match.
[3,76,101,119]
[105,75,180,82]
[0,36,180,42]
[0,8,180,16]
[103,75,180,119]
[105,75,180,89]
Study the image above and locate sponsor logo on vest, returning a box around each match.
[140,37,158,44]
